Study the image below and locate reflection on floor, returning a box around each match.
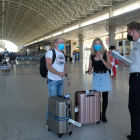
[0,60,130,140]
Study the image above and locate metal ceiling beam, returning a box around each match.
[0,0,127,47]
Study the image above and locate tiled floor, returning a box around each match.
[0,60,131,140]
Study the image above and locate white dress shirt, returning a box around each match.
[129,38,140,73]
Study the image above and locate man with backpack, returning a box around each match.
[45,38,70,127]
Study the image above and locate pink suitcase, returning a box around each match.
[75,71,100,124]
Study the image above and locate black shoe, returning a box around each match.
[46,119,48,128]
[102,114,107,122]
[127,135,131,140]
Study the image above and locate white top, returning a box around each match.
[129,38,140,73]
[45,49,65,81]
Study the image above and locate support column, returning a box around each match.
[79,21,82,28]
[78,34,83,60]
[123,40,126,56]
[25,48,27,56]
[50,41,54,49]
[116,41,119,51]
[130,41,133,50]
[109,26,116,47]
[109,7,113,18]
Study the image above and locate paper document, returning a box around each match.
[68,119,82,127]
[110,50,132,66]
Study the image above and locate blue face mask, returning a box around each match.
[58,44,64,51]
[94,45,101,51]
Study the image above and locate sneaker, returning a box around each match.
[46,119,48,128]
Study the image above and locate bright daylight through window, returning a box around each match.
[0,40,18,52]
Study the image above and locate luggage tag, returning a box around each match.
[74,106,78,113]
[68,119,82,127]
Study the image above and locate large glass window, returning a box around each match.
[123,32,127,38]
[115,33,122,40]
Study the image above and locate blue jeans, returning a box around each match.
[46,79,63,119]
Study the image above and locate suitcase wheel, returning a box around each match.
[48,128,51,131]
[58,134,62,138]
[69,131,72,136]
[97,121,100,124]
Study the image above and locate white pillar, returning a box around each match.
[123,40,126,56]
[109,7,113,18]
[50,41,54,49]
[78,34,83,60]
[130,41,133,50]
[116,41,119,51]
[79,21,82,28]
[109,26,116,47]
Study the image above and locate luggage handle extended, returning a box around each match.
[62,74,69,96]
[85,71,94,96]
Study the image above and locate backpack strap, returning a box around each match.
[52,49,65,64]
[62,51,65,55]
[52,49,56,64]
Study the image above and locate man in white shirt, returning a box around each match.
[45,38,70,127]
[120,21,140,140]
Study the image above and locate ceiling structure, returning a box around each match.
[0,0,128,47]
[54,7,140,41]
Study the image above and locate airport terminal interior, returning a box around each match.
[0,0,140,140]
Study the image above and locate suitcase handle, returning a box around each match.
[69,110,72,119]
[62,74,68,95]
[85,71,94,96]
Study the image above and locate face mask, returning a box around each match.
[127,34,133,41]
[94,45,101,51]
[58,44,64,51]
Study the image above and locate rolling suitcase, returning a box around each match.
[48,77,73,138]
[75,71,100,124]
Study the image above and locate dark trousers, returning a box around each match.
[129,74,140,140]
[101,92,108,114]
